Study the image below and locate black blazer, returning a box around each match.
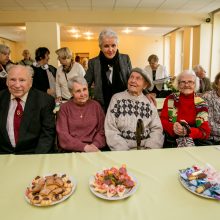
[0,88,56,154]
[85,53,132,108]
[32,65,57,93]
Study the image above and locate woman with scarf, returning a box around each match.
[55,47,85,101]
[160,70,210,148]
[32,47,56,97]
[85,29,132,112]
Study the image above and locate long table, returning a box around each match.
[1,146,220,220]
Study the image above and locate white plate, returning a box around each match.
[89,173,138,201]
[25,174,77,206]
[179,175,214,200]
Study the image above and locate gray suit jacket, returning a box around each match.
[0,88,56,154]
[85,53,132,108]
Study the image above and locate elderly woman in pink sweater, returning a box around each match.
[56,76,106,152]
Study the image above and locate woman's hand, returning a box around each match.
[146,93,157,106]
[47,88,55,96]
[173,122,187,136]
[84,144,100,152]
[56,96,62,102]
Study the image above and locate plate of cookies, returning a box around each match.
[179,165,220,200]
[25,173,76,206]
[89,165,138,201]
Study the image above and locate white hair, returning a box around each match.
[68,76,88,92]
[98,29,119,49]
[7,64,34,78]
[174,70,200,92]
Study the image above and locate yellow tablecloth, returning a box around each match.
[1,147,220,220]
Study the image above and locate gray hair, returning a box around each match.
[98,29,119,49]
[55,47,72,59]
[0,44,10,54]
[193,64,206,73]
[68,76,88,91]
[7,64,34,78]
[174,70,200,92]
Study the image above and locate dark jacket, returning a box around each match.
[85,53,132,108]
[0,88,56,154]
[32,65,56,93]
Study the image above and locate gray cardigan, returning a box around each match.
[85,53,132,108]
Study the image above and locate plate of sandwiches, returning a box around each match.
[89,165,138,200]
[25,173,77,206]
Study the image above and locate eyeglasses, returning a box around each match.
[178,80,195,86]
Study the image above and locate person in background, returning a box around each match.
[0,44,11,91]
[144,54,169,97]
[81,57,88,71]
[56,76,106,152]
[202,72,220,144]
[75,55,80,63]
[160,70,210,148]
[55,47,85,101]
[19,49,34,66]
[0,65,56,154]
[193,64,212,94]
[85,29,132,112]
[32,47,56,97]
[105,67,164,151]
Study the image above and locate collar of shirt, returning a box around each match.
[10,92,29,103]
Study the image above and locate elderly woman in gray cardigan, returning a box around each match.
[105,68,164,151]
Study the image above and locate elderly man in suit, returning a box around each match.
[0,65,56,154]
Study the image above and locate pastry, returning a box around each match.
[62,187,72,196]
[39,188,51,196]
[40,197,52,206]
[54,177,64,187]
[52,194,63,202]
[64,180,73,188]
[31,184,43,193]
[45,177,55,186]
[47,184,58,191]
[61,174,68,182]
[31,195,42,204]
[188,173,207,181]
[196,182,212,194]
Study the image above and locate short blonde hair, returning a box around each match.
[55,47,72,59]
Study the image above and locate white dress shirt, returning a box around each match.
[6,93,28,147]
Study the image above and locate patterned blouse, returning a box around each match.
[202,90,220,141]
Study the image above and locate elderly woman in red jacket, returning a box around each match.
[160,70,210,148]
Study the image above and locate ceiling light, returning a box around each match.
[83,31,94,36]
[122,28,133,34]
[69,28,79,33]
[138,27,150,31]
[73,33,81,39]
